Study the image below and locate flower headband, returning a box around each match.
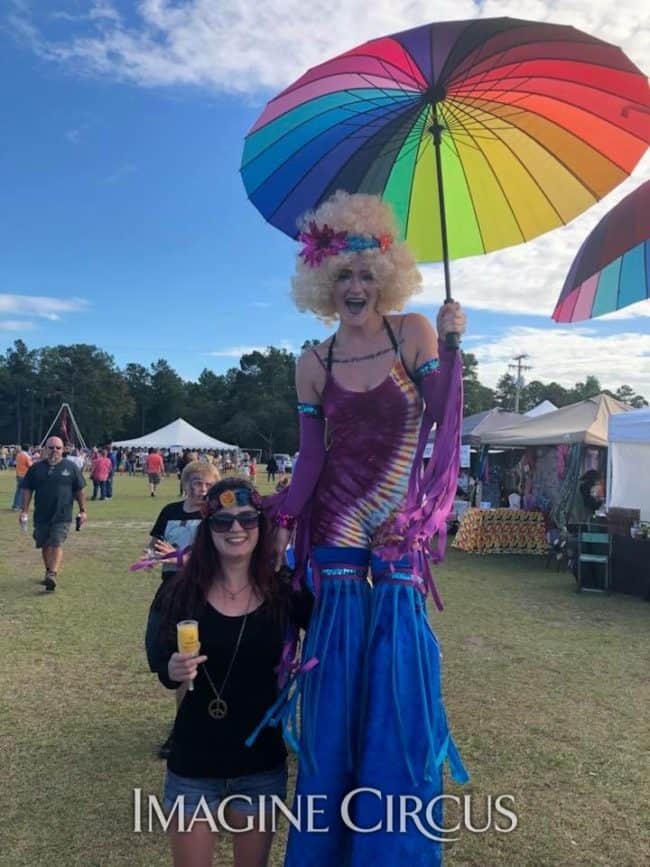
[298,220,393,267]
[202,487,263,517]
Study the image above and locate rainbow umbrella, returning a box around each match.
[241,16,650,334]
[552,180,650,322]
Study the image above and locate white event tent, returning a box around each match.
[113,418,237,451]
[607,407,650,520]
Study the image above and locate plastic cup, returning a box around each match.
[177,620,200,691]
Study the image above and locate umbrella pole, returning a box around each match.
[430,107,460,350]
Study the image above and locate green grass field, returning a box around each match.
[1,470,648,866]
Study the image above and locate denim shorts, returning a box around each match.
[163,763,288,818]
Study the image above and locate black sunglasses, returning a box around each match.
[209,510,260,532]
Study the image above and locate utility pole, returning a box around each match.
[508,354,532,412]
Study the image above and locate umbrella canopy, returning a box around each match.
[552,180,650,322]
[241,17,650,266]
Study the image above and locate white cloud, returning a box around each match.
[469,326,650,397]
[0,294,90,321]
[11,1,649,94]
[0,319,35,332]
[50,3,121,25]
[206,340,294,357]
[206,344,269,357]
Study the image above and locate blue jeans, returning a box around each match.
[12,479,23,510]
[92,480,106,499]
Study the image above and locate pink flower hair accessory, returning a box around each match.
[298,221,394,267]
[298,221,349,267]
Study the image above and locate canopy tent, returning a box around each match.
[113,418,237,451]
[525,400,557,417]
[479,394,630,448]
[462,408,523,446]
[607,408,650,520]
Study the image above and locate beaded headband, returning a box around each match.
[298,220,393,267]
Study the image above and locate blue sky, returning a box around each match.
[1,0,649,396]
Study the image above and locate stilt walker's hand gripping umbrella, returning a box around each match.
[241,17,650,347]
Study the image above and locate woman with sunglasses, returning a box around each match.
[147,477,311,867]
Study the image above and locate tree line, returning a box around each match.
[0,339,646,452]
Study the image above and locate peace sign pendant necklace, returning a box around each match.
[201,613,248,720]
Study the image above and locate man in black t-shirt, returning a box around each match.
[20,436,87,592]
[146,460,219,758]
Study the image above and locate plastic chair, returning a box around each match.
[577,529,611,593]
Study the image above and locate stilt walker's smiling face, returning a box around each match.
[332,259,381,327]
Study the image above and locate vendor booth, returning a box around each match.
[454,396,648,598]
[454,395,630,556]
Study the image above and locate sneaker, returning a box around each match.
[43,575,57,592]
[158,732,174,760]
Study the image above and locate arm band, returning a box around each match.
[276,412,327,522]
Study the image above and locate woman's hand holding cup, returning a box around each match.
[168,651,208,686]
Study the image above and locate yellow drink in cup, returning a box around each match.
[177,620,200,691]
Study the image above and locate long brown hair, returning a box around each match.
[158,477,286,641]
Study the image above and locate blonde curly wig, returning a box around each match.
[291,191,422,323]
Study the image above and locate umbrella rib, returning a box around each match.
[442,98,557,242]
[445,33,636,93]
[448,95,574,226]
[278,50,425,99]
[446,40,649,148]
[263,101,426,223]
[435,102,490,251]
[244,92,419,172]
[449,93,539,138]
[399,108,435,242]
[453,80,650,149]
[446,92,611,204]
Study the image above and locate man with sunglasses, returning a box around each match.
[20,436,87,592]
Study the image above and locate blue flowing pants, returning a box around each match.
[284,547,468,867]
